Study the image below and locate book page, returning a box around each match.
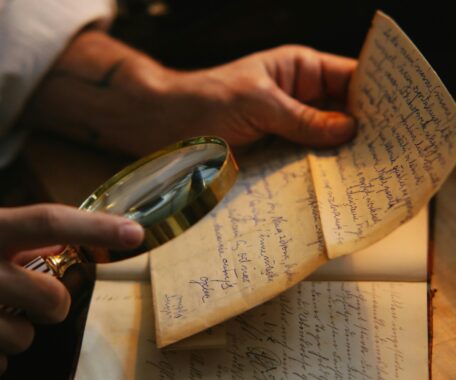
[76,280,428,380]
[310,206,428,281]
[150,142,328,347]
[309,11,456,258]
[94,255,226,350]
[97,207,427,284]
[96,253,150,281]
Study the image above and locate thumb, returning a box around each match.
[273,91,356,148]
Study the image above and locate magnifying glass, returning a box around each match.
[24,136,238,278]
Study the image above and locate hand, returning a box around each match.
[158,45,357,149]
[21,32,356,156]
[0,204,144,374]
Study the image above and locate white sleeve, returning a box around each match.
[0,0,116,167]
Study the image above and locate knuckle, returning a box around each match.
[241,76,276,99]
[279,44,301,53]
[277,44,314,57]
[34,205,63,234]
[255,77,276,93]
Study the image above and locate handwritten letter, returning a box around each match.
[151,142,327,347]
[149,12,453,347]
[309,12,456,258]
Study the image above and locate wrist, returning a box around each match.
[21,31,179,155]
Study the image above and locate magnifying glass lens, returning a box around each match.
[79,137,237,261]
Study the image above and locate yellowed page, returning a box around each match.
[150,142,327,347]
[93,256,226,350]
[76,280,428,380]
[96,252,150,281]
[309,11,456,258]
[310,206,428,281]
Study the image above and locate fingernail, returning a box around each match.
[119,222,144,247]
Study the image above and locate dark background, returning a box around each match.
[113,0,454,95]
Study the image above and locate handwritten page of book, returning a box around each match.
[150,143,328,346]
[76,280,428,380]
[309,11,456,258]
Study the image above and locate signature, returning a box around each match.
[189,277,213,303]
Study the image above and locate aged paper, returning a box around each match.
[151,143,328,346]
[309,12,456,258]
[96,253,150,281]
[95,255,227,349]
[310,206,428,282]
[76,280,428,380]
[150,11,453,346]
[150,11,455,346]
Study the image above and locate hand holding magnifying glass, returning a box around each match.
[24,136,237,277]
[0,137,237,374]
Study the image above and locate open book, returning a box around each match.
[76,207,429,379]
[76,11,454,379]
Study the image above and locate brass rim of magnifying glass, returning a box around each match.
[81,136,238,248]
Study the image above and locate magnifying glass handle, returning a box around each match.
[0,248,82,315]
[25,246,83,278]
[23,256,55,275]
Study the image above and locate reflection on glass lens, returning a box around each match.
[77,137,238,264]
[123,159,222,227]
[85,143,226,228]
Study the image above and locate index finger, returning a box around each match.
[0,204,144,257]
